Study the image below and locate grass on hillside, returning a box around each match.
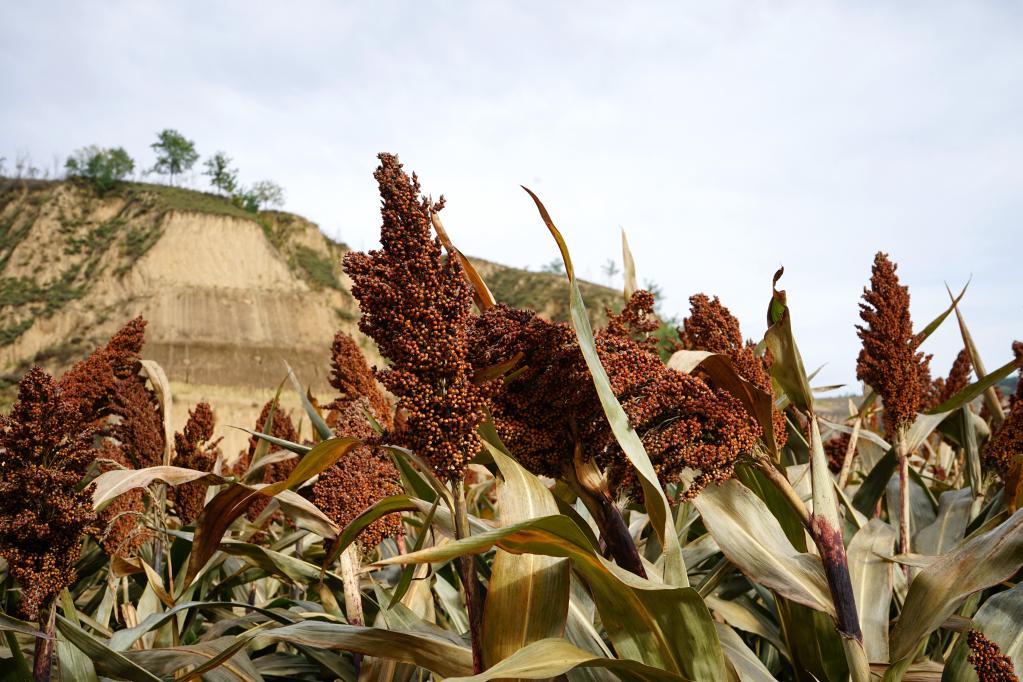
[116,182,259,222]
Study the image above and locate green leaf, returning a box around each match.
[706,596,787,659]
[122,636,261,682]
[219,539,345,588]
[925,355,1022,416]
[715,622,777,682]
[917,280,968,343]
[525,188,727,681]
[848,519,897,663]
[386,445,454,509]
[182,437,361,589]
[322,494,419,570]
[255,621,473,678]
[915,489,972,556]
[947,285,1006,425]
[286,363,333,441]
[695,480,833,616]
[234,427,312,456]
[763,268,813,414]
[109,601,297,651]
[56,590,98,682]
[377,513,716,677]
[388,497,439,609]
[55,616,162,682]
[775,599,849,682]
[274,488,341,538]
[852,448,897,517]
[0,610,45,638]
[445,638,686,682]
[91,466,227,511]
[479,434,570,671]
[735,464,807,551]
[888,507,1023,677]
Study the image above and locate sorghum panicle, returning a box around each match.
[172,402,221,524]
[930,348,973,408]
[309,399,403,549]
[236,400,301,522]
[0,367,98,619]
[681,293,788,449]
[824,433,851,473]
[967,630,1019,682]
[468,304,760,499]
[326,331,392,429]
[983,400,1023,478]
[856,253,932,437]
[308,332,403,548]
[343,153,491,480]
[605,290,660,352]
[58,318,164,558]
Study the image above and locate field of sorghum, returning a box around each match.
[0,153,1020,681]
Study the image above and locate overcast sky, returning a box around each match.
[1,1,1020,390]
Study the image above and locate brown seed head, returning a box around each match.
[856,253,932,437]
[967,630,1019,682]
[681,294,744,353]
[326,331,392,429]
[468,304,760,498]
[824,433,851,474]
[606,290,660,351]
[236,400,301,523]
[930,348,973,408]
[681,294,788,449]
[984,400,1023,478]
[0,367,98,619]
[57,318,163,558]
[601,331,761,499]
[343,153,491,480]
[107,377,164,471]
[308,401,402,550]
[95,440,149,558]
[172,402,222,524]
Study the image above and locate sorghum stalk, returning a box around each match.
[566,444,646,577]
[753,452,863,644]
[452,479,484,674]
[856,253,931,570]
[836,418,861,489]
[572,484,646,577]
[338,546,364,626]
[32,599,55,682]
[895,426,911,566]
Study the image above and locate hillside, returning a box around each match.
[0,178,622,452]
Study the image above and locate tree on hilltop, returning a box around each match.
[203,152,238,195]
[150,129,198,185]
[65,146,135,193]
[235,180,285,212]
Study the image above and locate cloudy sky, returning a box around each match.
[1,1,1020,390]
